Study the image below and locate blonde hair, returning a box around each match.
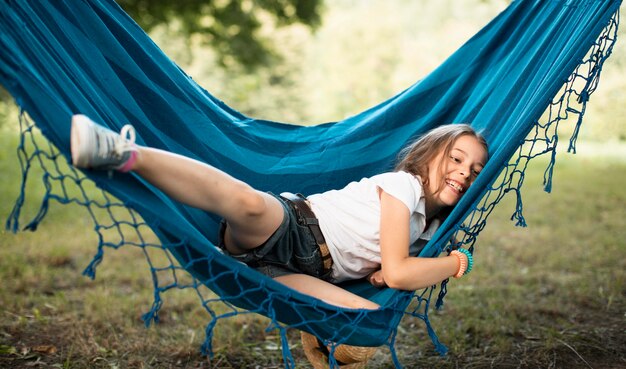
[395,124,488,194]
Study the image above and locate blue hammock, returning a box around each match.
[0,0,621,367]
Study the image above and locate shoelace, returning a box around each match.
[97,124,136,160]
[119,124,136,151]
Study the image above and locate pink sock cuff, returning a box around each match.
[118,150,137,173]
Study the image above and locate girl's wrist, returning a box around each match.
[450,249,473,278]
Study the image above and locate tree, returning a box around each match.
[117,0,322,69]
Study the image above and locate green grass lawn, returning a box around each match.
[0,129,624,368]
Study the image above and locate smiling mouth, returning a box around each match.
[445,179,465,193]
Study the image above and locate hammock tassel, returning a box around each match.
[424,315,448,356]
[82,243,104,279]
[5,174,28,233]
[278,327,296,369]
[388,330,403,369]
[141,291,163,327]
[22,191,50,232]
[543,138,558,193]
[435,279,449,310]
[568,109,583,155]
[201,320,218,358]
[510,188,527,227]
[327,344,340,369]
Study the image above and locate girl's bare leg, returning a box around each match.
[131,149,380,309]
[275,274,380,309]
[131,147,284,253]
[71,116,379,309]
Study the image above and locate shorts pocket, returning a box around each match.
[293,223,324,278]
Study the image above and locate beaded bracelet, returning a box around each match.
[450,248,474,278]
[450,250,467,278]
[458,248,473,275]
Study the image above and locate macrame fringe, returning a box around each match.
[5,171,28,233]
[278,327,296,369]
[510,188,527,227]
[6,112,47,233]
[23,190,50,231]
[201,320,219,358]
[141,291,163,327]
[543,139,558,193]
[425,316,448,356]
[435,279,449,311]
[327,344,340,368]
[82,245,104,279]
[388,330,403,369]
[569,8,618,153]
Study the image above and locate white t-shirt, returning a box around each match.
[308,171,440,282]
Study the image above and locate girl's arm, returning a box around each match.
[379,190,459,291]
[367,269,387,288]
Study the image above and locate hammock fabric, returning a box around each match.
[0,0,621,367]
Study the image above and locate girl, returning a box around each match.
[70,114,488,310]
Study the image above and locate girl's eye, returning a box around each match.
[450,156,461,163]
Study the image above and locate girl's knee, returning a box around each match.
[234,187,269,217]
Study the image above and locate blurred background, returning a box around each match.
[2,0,623,138]
[127,0,626,141]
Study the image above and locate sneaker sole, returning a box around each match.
[71,114,94,168]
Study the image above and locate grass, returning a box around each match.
[0,129,625,369]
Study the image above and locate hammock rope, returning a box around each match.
[0,0,621,367]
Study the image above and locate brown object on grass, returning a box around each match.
[300,331,377,369]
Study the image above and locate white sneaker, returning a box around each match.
[71,114,137,171]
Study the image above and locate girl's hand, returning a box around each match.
[367,269,387,288]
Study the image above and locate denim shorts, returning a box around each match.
[218,193,330,280]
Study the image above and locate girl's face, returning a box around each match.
[425,134,488,216]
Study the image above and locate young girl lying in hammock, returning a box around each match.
[70,115,488,310]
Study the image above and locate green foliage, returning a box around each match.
[3,0,624,138]
[117,0,322,69]
[0,86,9,124]
[151,0,512,125]
[165,0,624,139]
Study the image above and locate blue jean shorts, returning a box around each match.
[218,193,330,280]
